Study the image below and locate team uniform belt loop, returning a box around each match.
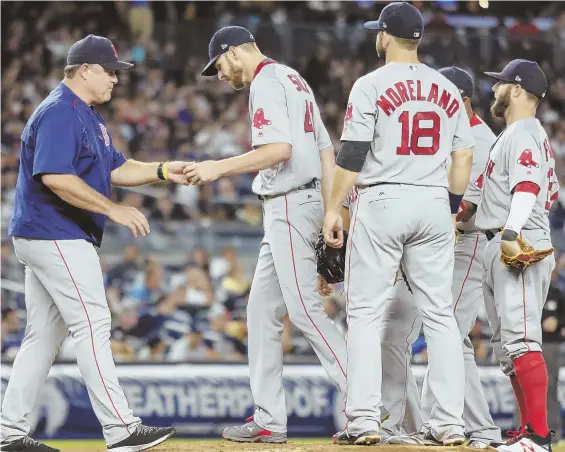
[258,178,319,201]
[484,228,503,241]
[357,182,384,190]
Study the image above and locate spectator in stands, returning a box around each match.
[236,198,263,226]
[1,307,23,361]
[209,246,238,282]
[125,260,167,306]
[150,197,190,221]
[220,262,251,300]
[202,311,247,361]
[106,245,143,311]
[168,329,213,361]
[0,240,22,284]
[110,303,143,362]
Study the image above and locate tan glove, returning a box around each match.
[500,235,554,271]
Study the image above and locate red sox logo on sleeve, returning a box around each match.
[99,123,110,147]
[516,149,539,169]
[252,108,272,137]
[474,173,484,189]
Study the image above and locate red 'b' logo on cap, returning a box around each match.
[111,44,118,57]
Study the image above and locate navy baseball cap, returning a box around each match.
[364,2,424,40]
[201,26,256,76]
[485,59,547,99]
[439,66,474,98]
[67,34,133,70]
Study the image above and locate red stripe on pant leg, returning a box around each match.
[520,271,531,353]
[518,232,531,354]
[344,193,360,423]
[284,196,346,378]
[54,241,131,434]
[453,234,479,313]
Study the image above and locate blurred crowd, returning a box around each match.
[1,1,564,363]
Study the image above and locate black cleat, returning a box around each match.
[107,425,176,452]
[332,429,381,445]
[0,436,60,452]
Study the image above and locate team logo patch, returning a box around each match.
[252,108,272,130]
[99,123,110,147]
[474,173,484,189]
[516,149,539,168]
[111,44,118,57]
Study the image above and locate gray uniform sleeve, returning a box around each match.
[464,129,493,204]
[250,79,291,147]
[451,103,475,152]
[314,104,332,151]
[506,131,545,191]
[340,77,377,142]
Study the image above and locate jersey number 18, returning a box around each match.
[396,111,440,156]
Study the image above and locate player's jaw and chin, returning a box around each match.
[217,54,246,91]
[490,83,512,119]
[83,64,118,105]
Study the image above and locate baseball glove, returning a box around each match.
[315,231,348,284]
[500,236,554,271]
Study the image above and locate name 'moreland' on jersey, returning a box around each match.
[342,63,475,188]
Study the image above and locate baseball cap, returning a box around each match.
[439,66,474,98]
[364,2,424,40]
[484,59,547,99]
[67,34,133,70]
[201,26,256,76]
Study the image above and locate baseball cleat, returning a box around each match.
[496,425,554,452]
[387,430,437,445]
[380,405,391,423]
[222,418,287,443]
[107,425,176,452]
[0,436,60,452]
[467,439,498,449]
[332,429,381,445]
[442,433,466,446]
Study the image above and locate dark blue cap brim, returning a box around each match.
[364,20,383,30]
[201,54,222,76]
[101,60,134,70]
[484,71,513,83]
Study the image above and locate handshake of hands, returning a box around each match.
[107,160,224,238]
[167,160,223,186]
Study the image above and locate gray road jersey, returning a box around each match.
[475,118,559,234]
[341,63,474,187]
[249,61,332,196]
[457,115,497,232]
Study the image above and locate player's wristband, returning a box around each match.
[157,162,169,181]
[448,192,464,214]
